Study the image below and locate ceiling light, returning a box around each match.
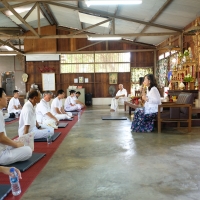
[85,0,142,7]
[87,35,122,41]
[5,46,14,51]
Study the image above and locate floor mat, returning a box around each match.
[58,122,68,128]
[0,184,11,200]
[4,118,16,122]
[101,116,127,120]
[34,132,61,142]
[0,112,80,200]
[4,152,46,172]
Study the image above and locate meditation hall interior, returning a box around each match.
[1,0,200,199]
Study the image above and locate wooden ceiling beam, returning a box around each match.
[0,32,180,39]
[69,19,112,36]
[23,2,37,20]
[0,1,34,12]
[134,0,175,42]
[0,39,24,54]
[47,1,182,32]
[1,0,40,37]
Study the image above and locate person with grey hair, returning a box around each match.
[18,90,54,139]
[110,84,127,112]
[36,91,59,129]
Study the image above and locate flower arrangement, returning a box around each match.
[178,52,183,58]
[183,74,194,82]
[184,50,189,57]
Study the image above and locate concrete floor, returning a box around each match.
[5,106,200,200]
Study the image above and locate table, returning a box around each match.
[124,101,141,115]
[124,100,200,116]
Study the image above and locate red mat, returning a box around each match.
[0,114,80,200]
[5,118,19,125]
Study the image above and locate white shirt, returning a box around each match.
[116,88,127,104]
[64,96,76,109]
[36,99,51,123]
[144,86,161,114]
[7,97,21,113]
[0,110,7,153]
[18,101,36,137]
[51,97,63,115]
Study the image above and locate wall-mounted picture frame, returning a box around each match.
[109,73,118,84]
[79,77,84,83]
[74,78,78,83]
[42,73,55,91]
[85,78,89,83]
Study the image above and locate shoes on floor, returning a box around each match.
[108,104,111,106]
[110,109,115,112]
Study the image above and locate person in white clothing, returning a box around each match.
[110,84,127,112]
[36,91,59,129]
[7,90,22,115]
[64,90,82,111]
[73,91,85,109]
[51,89,73,120]
[18,90,54,139]
[0,88,32,165]
[131,74,161,132]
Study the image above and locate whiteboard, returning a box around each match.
[42,73,55,91]
[26,54,60,61]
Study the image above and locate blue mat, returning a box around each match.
[58,122,68,128]
[4,152,46,172]
[4,118,16,122]
[0,184,11,200]
[34,132,61,142]
[101,116,127,120]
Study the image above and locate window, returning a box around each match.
[60,53,130,73]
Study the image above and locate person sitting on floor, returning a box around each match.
[36,91,59,129]
[7,90,22,115]
[73,91,85,109]
[64,90,82,112]
[110,84,127,112]
[51,89,73,120]
[0,88,32,165]
[18,90,54,139]
[131,74,161,132]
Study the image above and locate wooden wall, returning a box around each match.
[24,25,57,53]
[25,26,154,97]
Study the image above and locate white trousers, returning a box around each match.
[65,104,81,112]
[55,113,72,120]
[9,109,21,114]
[0,146,32,165]
[40,118,58,129]
[110,98,119,111]
[32,125,54,139]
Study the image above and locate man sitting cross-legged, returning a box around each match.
[18,90,54,139]
[36,91,59,129]
[7,90,22,115]
[51,89,73,120]
[73,91,86,109]
[0,88,32,165]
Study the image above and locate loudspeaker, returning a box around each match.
[85,93,92,106]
